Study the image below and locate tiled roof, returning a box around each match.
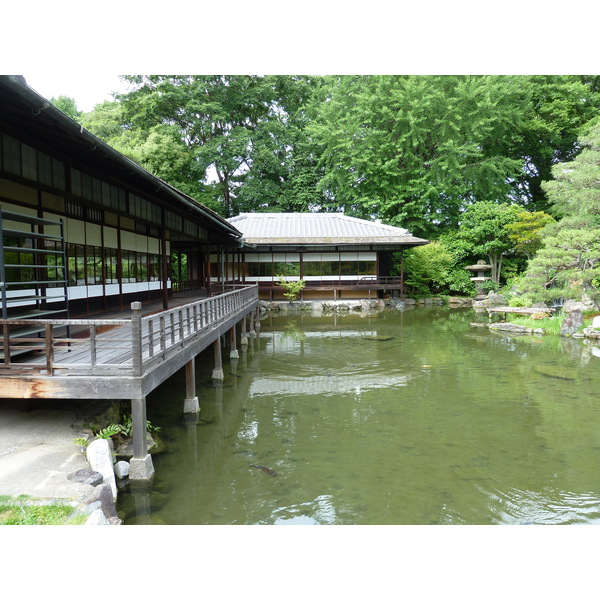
[227,213,428,246]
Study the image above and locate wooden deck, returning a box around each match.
[0,285,259,400]
[257,276,405,300]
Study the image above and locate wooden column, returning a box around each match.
[183,358,199,413]
[129,396,155,481]
[206,249,212,296]
[400,248,405,301]
[240,314,248,347]
[212,336,224,380]
[248,309,256,337]
[161,224,169,310]
[230,324,239,359]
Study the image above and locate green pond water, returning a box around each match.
[118,306,600,525]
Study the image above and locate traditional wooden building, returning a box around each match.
[225,212,429,301]
[0,75,243,321]
[0,75,259,482]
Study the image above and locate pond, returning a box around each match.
[118,306,600,525]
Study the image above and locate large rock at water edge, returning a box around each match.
[83,483,118,519]
[86,439,117,500]
[560,304,584,337]
[67,468,103,487]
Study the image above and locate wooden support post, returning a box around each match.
[400,248,405,301]
[255,306,261,332]
[161,225,169,310]
[212,336,224,380]
[230,324,239,359]
[240,314,248,347]
[129,396,155,481]
[183,359,199,413]
[249,309,256,337]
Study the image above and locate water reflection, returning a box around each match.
[483,486,600,525]
[118,308,600,525]
[271,494,337,525]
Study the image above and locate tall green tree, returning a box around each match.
[507,76,600,212]
[455,202,523,285]
[117,75,319,216]
[51,95,81,120]
[542,117,600,218]
[504,210,556,260]
[518,121,600,304]
[233,75,326,213]
[79,100,217,209]
[306,75,526,238]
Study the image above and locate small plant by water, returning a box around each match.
[74,414,161,449]
[276,275,306,301]
[508,312,565,335]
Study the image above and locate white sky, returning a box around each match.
[21,73,132,112]
[5,2,597,116]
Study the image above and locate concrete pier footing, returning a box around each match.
[129,454,155,481]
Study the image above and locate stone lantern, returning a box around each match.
[465,260,492,299]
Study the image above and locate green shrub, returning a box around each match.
[276,276,306,301]
[401,241,475,295]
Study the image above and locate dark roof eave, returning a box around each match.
[240,238,430,247]
[1,76,242,242]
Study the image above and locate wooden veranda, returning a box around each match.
[0,285,260,480]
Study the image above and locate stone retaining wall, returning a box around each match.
[68,438,130,525]
[260,297,448,314]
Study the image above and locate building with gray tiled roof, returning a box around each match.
[223,212,429,301]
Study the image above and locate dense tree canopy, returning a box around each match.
[516,121,600,304]
[306,75,527,238]
[508,76,600,212]
[70,74,600,302]
[77,75,599,226]
[51,95,81,121]
[505,210,556,260]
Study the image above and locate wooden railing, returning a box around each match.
[355,276,403,287]
[0,285,258,377]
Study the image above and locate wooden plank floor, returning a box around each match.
[1,288,253,375]
[1,290,210,373]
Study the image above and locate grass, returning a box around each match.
[508,312,565,335]
[507,310,599,336]
[0,495,86,525]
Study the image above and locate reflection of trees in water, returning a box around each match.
[282,318,306,343]
[129,307,600,524]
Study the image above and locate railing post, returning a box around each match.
[148,320,154,358]
[178,309,184,346]
[90,324,97,366]
[3,323,10,365]
[131,301,143,376]
[159,315,166,357]
[45,323,54,375]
